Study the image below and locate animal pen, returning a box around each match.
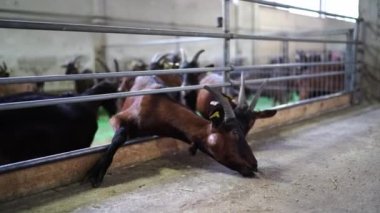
[1,0,378,212]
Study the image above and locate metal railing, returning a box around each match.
[241,0,358,20]
[0,0,361,172]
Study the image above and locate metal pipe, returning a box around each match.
[345,30,354,92]
[290,28,353,37]
[272,92,348,111]
[0,68,344,111]
[241,0,358,20]
[0,61,350,85]
[234,33,357,44]
[231,71,345,84]
[0,136,159,174]
[0,62,349,85]
[0,82,230,111]
[351,20,361,104]
[0,20,360,44]
[0,62,353,85]
[0,19,230,39]
[234,61,347,71]
[0,67,231,85]
[222,0,231,93]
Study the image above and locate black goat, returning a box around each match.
[0,81,118,165]
[63,57,113,94]
[62,56,95,94]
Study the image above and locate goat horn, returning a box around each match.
[179,48,187,68]
[249,80,268,111]
[157,53,171,64]
[204,85,236,121]
[113,59,120,72]
[73,56,81,63]
[150,53,161,64]
[96,58,111,73]
[238,71,247,108]
[190,49,205,63]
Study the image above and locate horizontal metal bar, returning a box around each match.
[241,0,357,20]
[0,20,361,45]
[230,71,345,84]
[234,61,346,71]
[272,92,349,111]
[0,61,348,85]
[0,70,345,111]
[234,33,356,44]
[0,19,229,38]
[0,82,230,111]
[0,136,159,174]
[290,28,353,37]
[0,67,231,85]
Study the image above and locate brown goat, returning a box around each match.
[86,73,276,187]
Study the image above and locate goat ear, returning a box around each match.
[254,110,277,119]
[209,101,224,127]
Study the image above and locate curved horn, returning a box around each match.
[249,79,268,111]
[150,53,161,64]
[96,58,111,73]
[2,62,7,71]
[113,59,120,72]
[204,85,236,120]
[179,48,187,68]
[73,56,81,64]
[190,49,205,63]
[157,53,171,64]
[238,71,247,108]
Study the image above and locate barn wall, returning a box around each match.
[0,0,354,91]
[359,0,380,102]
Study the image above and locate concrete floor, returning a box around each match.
[0,104,379,212]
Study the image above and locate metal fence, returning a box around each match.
[0,0,361,172]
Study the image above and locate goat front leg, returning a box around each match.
[85,125,128,187]
[188,142,198,156]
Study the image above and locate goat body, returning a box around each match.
[0,81,117,165]
[86,74,270,186]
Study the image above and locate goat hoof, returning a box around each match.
[85,160,109,187]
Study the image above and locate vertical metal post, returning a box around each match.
[352,20,361,104]
[282,40,289,63]
[222,0,231,93]
[282,40,289,104]
[345,29,354,93]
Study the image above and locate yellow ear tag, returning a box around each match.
[210,111,220,119]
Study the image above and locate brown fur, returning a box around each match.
[87,75,262,187]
